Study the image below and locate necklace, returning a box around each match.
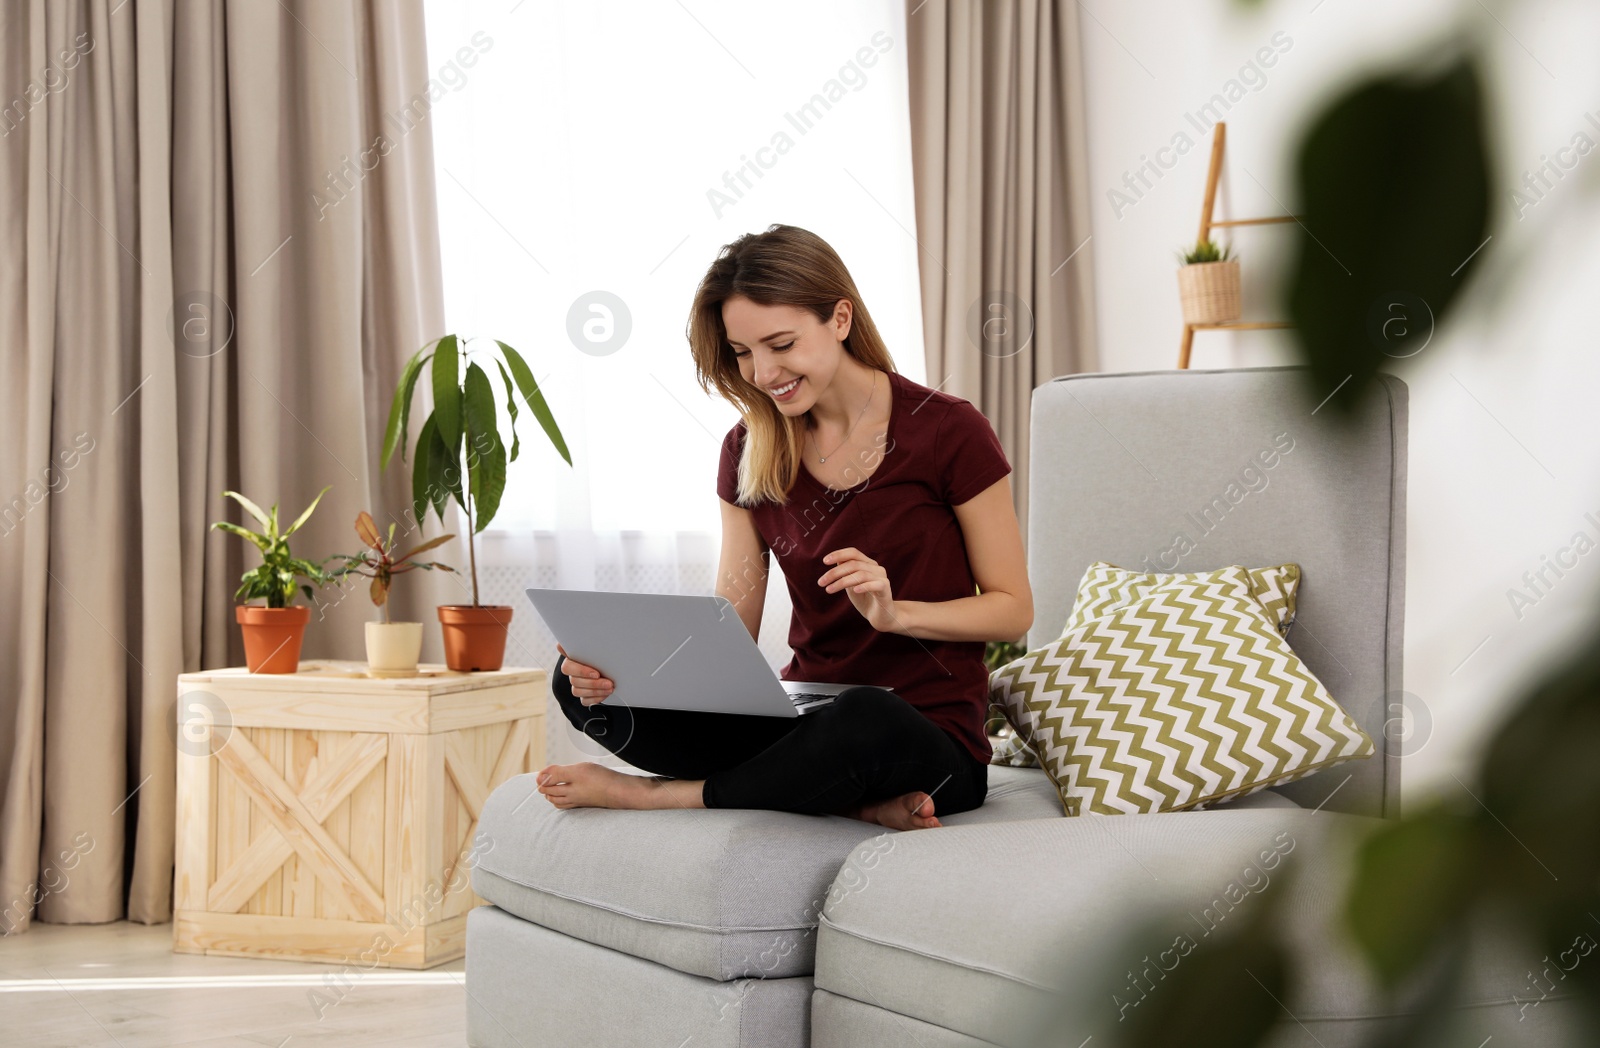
[809,370,878,463]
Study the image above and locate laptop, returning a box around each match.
[523,588,891,717]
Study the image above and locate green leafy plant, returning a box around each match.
[1283,56,1490,415]
[984,637,1028,674]
[984,639,1029,734]
[329,511,456,623]
[1177,239,1235,265]
[381,334,571,606]
[210,487,335,607]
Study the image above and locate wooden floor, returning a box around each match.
[0,919,469,1046]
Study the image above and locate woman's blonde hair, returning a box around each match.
[688,224,897,506]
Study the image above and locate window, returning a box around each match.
[422,0,926,535]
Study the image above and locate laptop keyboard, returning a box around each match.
[789,692,837,711]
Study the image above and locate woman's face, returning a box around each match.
[722,294,852,416]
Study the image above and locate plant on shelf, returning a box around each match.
[1175,238,1241,326]
[330,511,456,677]
[1176,239,1235,265]
[382,334,571,671]
[210,486,334,674]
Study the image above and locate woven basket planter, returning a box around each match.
[1177,259,1241,325]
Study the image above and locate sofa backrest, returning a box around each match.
[1025,366,1407,818]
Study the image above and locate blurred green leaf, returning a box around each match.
[1479,636,1600,899]
[1356,930,1470,1048]
[410,414,435,527]
[497,360,521,463]
[473,430,507,533]
[211,520,270,553]
[221,490,272,530]
[383,345,432,468]
[463,361,497,468]
[1113,915,1289,1048]
[1346,806,1481,986]
[283,484,331,537]
[1285,55,1492,413]
[463,362,507,531]
[499,340,573,466]
[431,334,462,455]
[412,415,456,527]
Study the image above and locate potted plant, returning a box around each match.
[211,487,334,674]
[330,511,456,676]
[1175,239,1241,325]
[984,638,1029,735]
[382,334,571,671]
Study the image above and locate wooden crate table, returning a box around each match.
[173,660,545,969]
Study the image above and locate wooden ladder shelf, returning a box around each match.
[1179,122,1296,369]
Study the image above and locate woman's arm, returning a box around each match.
[889,475,1033,643]
[716,496,770,641]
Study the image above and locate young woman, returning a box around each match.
[535,224,1032,830]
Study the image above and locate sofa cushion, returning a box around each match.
[812,808,1563,1047]
[994,565,1373,815]
[467,905,815,1048]
[471,765,1107,982]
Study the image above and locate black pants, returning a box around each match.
[550,654,988,817]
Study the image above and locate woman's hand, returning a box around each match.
[557,642,615,705]
[819,547,901,633]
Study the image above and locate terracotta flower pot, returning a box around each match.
[438,605,513,672]
[236,605,311,674]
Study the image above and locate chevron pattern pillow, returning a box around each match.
[1061,561,1301,638]
[993,565,1372,816]
[992,561,1304,771]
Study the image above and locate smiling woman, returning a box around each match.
[534,225,1033,831]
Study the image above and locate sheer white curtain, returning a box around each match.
[422,0,926,763]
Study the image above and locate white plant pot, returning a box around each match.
[365,621,424,677]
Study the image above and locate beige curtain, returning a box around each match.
[0,0,456,933]
[904,0,1098,550]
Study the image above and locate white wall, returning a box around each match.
[1077,0,1600,799]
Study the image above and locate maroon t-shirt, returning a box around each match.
[716,368,1013,763]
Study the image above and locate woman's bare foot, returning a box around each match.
[839,791,942,830]
[535,762,704,811]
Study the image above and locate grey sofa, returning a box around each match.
[465,368,1580,1046]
